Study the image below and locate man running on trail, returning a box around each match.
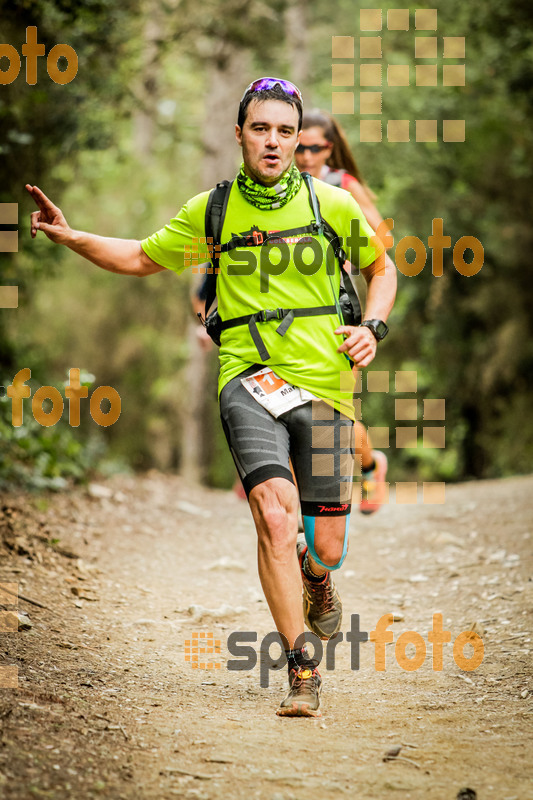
[27,77,397,717]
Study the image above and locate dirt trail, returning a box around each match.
[1,473,532,800]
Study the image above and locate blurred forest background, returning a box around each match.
[1,0,532,490]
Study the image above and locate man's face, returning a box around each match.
[235,99,300,186]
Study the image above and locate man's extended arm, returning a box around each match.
[26,185,164,277]
[335,252,397,367]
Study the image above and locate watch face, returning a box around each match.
[363,319,388,340]
[375,320,388,338]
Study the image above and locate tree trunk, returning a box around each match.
[200,48,250,188]
[284,0,310,90]
[132,4,163,160]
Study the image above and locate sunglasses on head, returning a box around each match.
[241,77,303,103]
[295,143,330,154]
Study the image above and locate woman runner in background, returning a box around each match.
[295,109,389,514]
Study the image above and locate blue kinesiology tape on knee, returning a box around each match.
[303,514,350,571]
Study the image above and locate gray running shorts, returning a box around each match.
[219,366,354,516]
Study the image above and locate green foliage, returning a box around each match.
[1,0,144,485]
[2,0,531,490]
[0,370,107,490]
[0,0,143,375]
[304,0,533,481]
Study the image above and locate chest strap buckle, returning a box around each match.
[258,308,285,323]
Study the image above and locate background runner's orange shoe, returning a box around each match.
[360,450,388,515]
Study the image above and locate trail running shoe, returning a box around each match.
[297,543,342,640]
[276,665,322,717]
[360,450,388,515]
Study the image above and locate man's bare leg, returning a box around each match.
[296,514,347,644]
[249,477,327,716]
[304,515,348,577]
[248,477,303,648]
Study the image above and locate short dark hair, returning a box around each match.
[238,84,303,131]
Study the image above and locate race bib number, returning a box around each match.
[241,368,318,418]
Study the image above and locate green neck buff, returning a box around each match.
[237,163,302,210]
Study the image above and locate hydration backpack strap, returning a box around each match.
[220,305,338,362]
[219,223,318,253]
[301,172,362,326]
[203,180,233,317]
[201,172,361,359]
[340,269,361,324]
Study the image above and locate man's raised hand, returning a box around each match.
[26,185,72,244]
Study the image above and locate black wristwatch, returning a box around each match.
[359,319,389,341]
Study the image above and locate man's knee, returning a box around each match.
[259,505,291,536]
[304,514,350,571]
[314,539,347,568]
[250,479,298,553]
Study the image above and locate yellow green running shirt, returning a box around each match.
[141,177,384,420]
